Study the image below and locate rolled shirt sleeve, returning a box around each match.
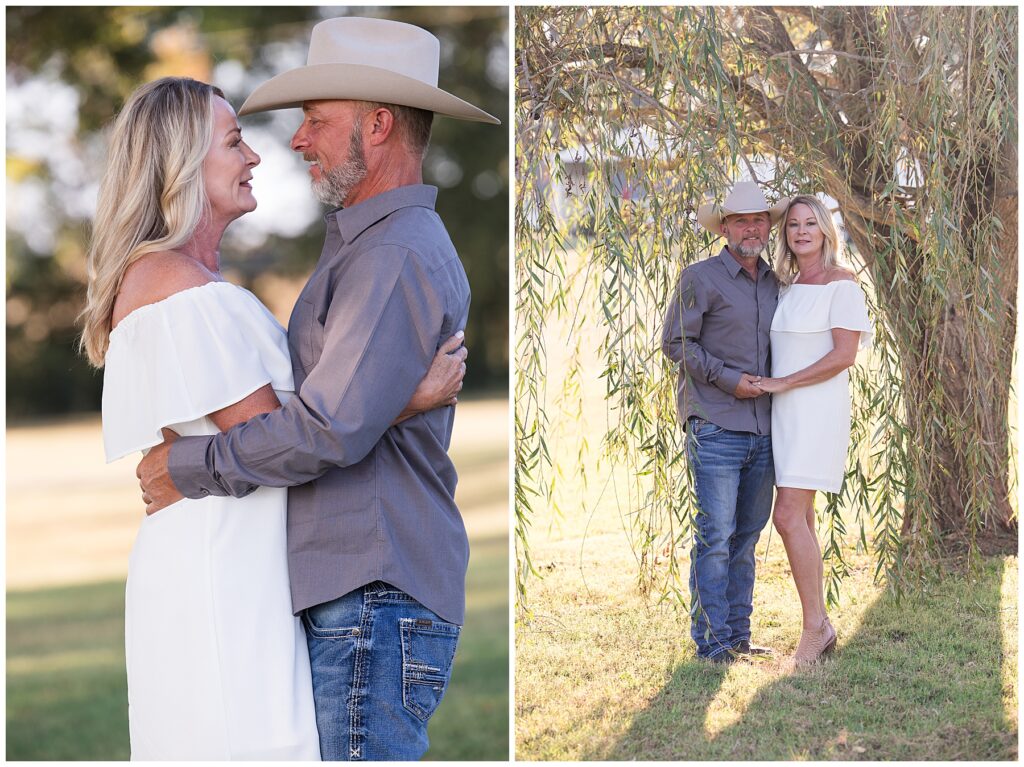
[169,245,442,499]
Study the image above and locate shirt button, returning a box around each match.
[199,489,209,496]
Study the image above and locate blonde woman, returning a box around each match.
[81,77,463,759]
[752,195,871,665]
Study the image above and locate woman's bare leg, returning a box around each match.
[772,487,825,629]
[804,503,827,619]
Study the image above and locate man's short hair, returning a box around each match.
[358,101,434,156]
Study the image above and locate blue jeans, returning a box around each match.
[302,582,461,760]
[686,419,774,659]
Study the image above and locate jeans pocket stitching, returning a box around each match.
[400,620,460,722]
[696,422,724,438]
[301,610,361,640]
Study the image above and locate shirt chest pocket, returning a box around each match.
[760,290,779,334]
[293,297,326,369]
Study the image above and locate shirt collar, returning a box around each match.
[717,246,773,279]
[327,184,438,243]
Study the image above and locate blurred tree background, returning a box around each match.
[6,5,509,418]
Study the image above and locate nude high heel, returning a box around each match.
[794,617,837,666]
[823,617,837,656]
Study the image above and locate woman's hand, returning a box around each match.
[753,376,791,394]
[755,329,861,396]
[394,332,468,424]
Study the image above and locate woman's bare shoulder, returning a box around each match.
[112,252,217,328]
[825,267,858,284]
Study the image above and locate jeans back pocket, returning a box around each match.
[400,618,460,722]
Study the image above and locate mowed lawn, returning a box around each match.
[6,396,509,761]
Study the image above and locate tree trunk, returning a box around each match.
[842,164,1017,554]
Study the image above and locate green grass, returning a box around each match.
[7,581,131,760]
[515,524,1018,760]
[7,548,509,761]
[426,531,509,760]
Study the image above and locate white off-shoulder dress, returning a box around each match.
[769,279,872,493]
[102,281,320,761]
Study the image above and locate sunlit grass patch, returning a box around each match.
[1000,559,1018,727]
[516,510,1017,760]
[515,350,1018,759]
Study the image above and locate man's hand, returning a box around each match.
[734,373,766,399]
[395,332,468,425]
[137,428,185,515]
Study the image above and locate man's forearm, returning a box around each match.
[661,289,685,363]
[167,373,417,499]
[168,435,233,498]
[683,339,741,395]
[166,248,451,499]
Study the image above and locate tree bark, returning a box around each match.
[842,193,1016,552]
[752,5,1019,551]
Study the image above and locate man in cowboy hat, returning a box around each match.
[137,16,500,760]
[661,180,787,664]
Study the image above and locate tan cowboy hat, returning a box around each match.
[696,181,789,234]
[238,17,500,124]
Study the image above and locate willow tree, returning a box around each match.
[515,6,1017,610]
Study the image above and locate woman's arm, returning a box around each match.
[393,333,468,424]
[754,327,860,394]
[209,385,282,431]
[209,333,467,433]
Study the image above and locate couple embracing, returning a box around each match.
[81,17,499,761]
[662,181,872,667]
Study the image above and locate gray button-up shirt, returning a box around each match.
[168,184,471,625]
[661,247,778,435]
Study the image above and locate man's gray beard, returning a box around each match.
[733,240,765,258]
[311,130,367,208]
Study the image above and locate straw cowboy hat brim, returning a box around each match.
[239,63,499,123]
[696,181,790,234]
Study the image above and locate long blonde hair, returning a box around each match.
[771,195,844,286]
[79,77,223,366]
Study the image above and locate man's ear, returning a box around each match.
[366,107,396,146]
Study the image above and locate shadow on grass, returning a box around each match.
[598,556,1016,761]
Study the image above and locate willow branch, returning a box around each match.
[769,48,887,64]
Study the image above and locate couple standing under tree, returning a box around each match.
[81,17,499,761]
[662,181,872,666]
